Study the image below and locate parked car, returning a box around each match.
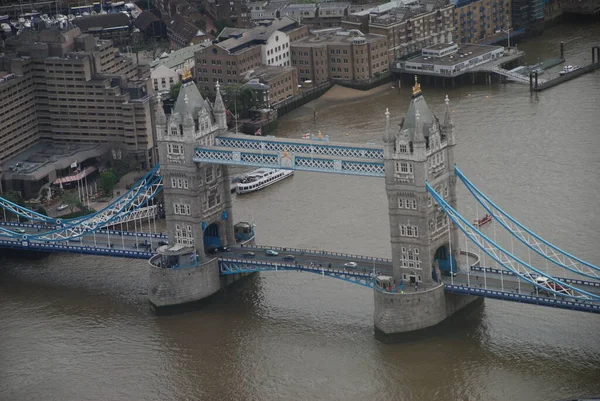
[242,251,256,258]
[206,247,219,254]
[282,255,295,261]
[344,261,358,268]
[265,249,279,256]
[218,246,230,252]
[56,204,69,211]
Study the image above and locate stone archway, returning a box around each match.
[203,222,222,250]
[434,244,456,276]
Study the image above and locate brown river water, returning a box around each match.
[1,22,599,401]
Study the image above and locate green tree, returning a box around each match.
[2,190,25,221]
[222,83,258,119]
[99,170,118,198]
[170,81,182,99]
[60,191,84,214]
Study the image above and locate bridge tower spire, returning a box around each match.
[376,78,479,339]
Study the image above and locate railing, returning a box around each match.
[445,284,600,313]
[0,238,152,259]
[242,244,393,263]
[469,265,600,288]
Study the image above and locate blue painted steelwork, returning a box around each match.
[215,135,384,160]
[194,148,385,177]
[444,284,600,314]
[0,239,152,259]
[22,173,162,242]
[0,222,168,239]
[246,244,392,263]
[426,182,600,302]
[0,164,162,225]
[219,259,375,288]
[455,166,600,279]
[470,266,600,288]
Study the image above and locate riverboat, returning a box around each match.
[473,214,492,227]
[236,168,293,194]
[559,65,581,76]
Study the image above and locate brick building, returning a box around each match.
[291,29,388,84]
[194,17,308,95]
[342,0,454,61]
[246,65,298,105]
[452,0,512,43]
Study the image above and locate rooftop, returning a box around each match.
[216,17,300,53]
[407,43,503,67]
[292,29,385,47]
[1,141,109,182]
[151,43,209,70]
[248,65,296,81]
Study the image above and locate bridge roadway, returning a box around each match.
[2,223,599,312]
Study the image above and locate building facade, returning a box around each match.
[246,65,298,105]
[382,78,457,286]
[0,67,37,163]
[0,26,158,193]
[195,17,307,95]
[152,64,180,93]
[291,29,388,84]
[342,0,455,61]
[452,0,512,44]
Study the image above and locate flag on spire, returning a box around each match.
[302,133,310,139]
[255,128,262,136]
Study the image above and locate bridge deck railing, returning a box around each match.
[469,265,600,288]
[243,244,392,263]
[445,284,600,313]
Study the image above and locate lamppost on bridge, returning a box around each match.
[496,19,513,49]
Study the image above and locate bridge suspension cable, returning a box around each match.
[23,170,163,242]
[426,183,600,302]
[454,166,600,280]
[0,164,163,226]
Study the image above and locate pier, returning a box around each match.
[531,46,600,92]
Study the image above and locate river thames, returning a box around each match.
[1,22,599,401]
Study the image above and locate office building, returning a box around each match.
[291,29,388,84]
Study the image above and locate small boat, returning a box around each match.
[559,65,581,76]
[473,214,492,227]
[236,168,294,194]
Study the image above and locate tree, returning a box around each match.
[60,191,84,214]
[170,81,182,99]
[214,19,232,37]
[222,84,259,119]
[2,190,25,221]
[99,170,118,198]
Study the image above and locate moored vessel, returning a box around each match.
[236,168,294,194]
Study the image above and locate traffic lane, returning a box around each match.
[226,247,393,272]
[455,271,600,296]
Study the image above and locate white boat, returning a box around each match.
[236,168,294,194]
[559,65,581,76]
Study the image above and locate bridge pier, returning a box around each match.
[373,286,481,340]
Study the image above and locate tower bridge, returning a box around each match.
[1,71,599,337]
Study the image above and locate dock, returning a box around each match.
[531,46,600,92]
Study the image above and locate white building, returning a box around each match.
[151,65,180,93]
[261,29,291,67]
[150,43,209,76]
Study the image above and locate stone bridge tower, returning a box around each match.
[374,78,479,338]
[149,69,236,313]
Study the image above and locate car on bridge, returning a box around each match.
[242,251,256,258]
[281,255,295,261]
[265,249,279,256]
[344,262,358,268]
[13,228,26,234]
